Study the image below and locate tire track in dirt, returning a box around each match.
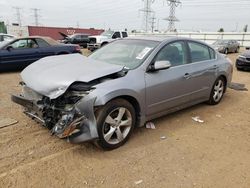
[0,145,81,179]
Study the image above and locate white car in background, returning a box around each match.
[0,33,15,43]
[87,30,128,51]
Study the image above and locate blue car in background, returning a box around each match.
[0,36,82,71]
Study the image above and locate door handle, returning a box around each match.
[208,65,218,71]
[183,73,191,79]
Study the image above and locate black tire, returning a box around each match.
[236,67,243,71]
[207,77,226,105]
[224,48,228,54]
[235,47,239,53]
[95,99,136,150]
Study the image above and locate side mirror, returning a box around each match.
[149,61,171,72]
[6,46,13,51]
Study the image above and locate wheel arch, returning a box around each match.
[95,94,143,127]
[217,74,228,92]
[101,42,108,46]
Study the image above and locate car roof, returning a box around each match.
[126,36,207,43]
[16,36,52,40]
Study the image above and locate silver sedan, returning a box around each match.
[12,37,233,149]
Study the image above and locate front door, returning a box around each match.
[145,41,196,116]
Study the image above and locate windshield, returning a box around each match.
[101,31,114,37]
[214,40,229,45]
[89,39,159,69]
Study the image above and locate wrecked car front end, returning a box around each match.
[12,82,99,143]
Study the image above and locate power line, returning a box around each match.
[163,0,181,32]
[150,13,156,32]
[139,0,155,32]
[13,6,22,26]
[31,8,41,26]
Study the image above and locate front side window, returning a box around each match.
[155,41,187,67]
[10,39,38,49]
[188,42,211,63]
[112,32,121,39]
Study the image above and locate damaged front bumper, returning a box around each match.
[11,91,99,144]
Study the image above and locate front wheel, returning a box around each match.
[95,99,136,150]
[207,77,226,105]
[224,48,228,54]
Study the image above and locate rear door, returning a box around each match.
[185,41,218,99]
[35,38,56,58]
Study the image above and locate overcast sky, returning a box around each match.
[0,0,249,32]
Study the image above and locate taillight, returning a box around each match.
[75,45,81,51]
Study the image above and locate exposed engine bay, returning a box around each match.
[12,69,128,142]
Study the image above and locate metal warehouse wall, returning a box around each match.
[7,25,29,37]
[28,26,104,40]
[131,32,250,47]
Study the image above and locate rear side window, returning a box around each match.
[188,42,211,62]
[209,48,216,59]
[122,32,128,38]
[36,38,50,47]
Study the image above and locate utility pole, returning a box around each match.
[139,0,155,32]
[31,8,40,26]
[150,14,156,33]
[13,6,22,26]
[163,0,181,32]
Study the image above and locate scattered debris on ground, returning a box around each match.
[216,114,222,118]
[0,117,18,129]
[160,136,167,140]
[145,122,156,129]
[192,116,204,123]
[134,180,143,185]
[229,82,248,91]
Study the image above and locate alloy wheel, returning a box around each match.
[213,79,224,102]
[102,107,132,145]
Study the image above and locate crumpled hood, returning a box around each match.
[21,54,124,99]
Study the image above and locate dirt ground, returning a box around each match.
[0,51,250,188]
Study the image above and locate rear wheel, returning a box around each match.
[235,47,239,53]
[207,77,226,105]
[224,48,228,54]
[95,99,136,150]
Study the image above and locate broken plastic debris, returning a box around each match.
[192,116,204,123]
[134,180,143,185]
[0,118,18,129]
[145,122,156,129]
[160,136,167,140]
